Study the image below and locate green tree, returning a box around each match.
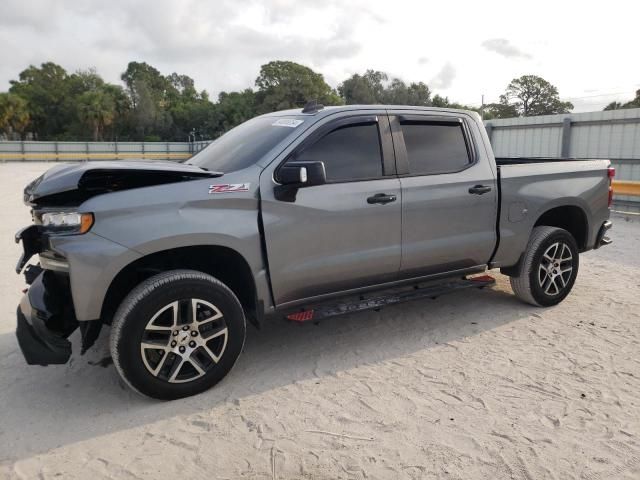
[404,82,432,106]
[483,102,518,119]
[101,83,131,139]
[382,78,431,105]
[603,101,623,111]
[623,90,640,108]
[255,61,342,113]
[339,70,431,106]
[211,89,256,135]
[131,79,159,139]
[339,70,388,104]
[9,62,71,139]
[0,93,30,139]
[497,75,573,117]
[76,87,117,141]
[604,90,640,110]
[429,94,481,115]
[121,61,173,108]
[164,72,216,140]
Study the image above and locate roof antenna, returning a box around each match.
[302,100,324,114]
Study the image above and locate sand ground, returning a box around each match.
[0,163,639,479]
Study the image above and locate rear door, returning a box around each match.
[389,111,498,278]
[260,112,402,306]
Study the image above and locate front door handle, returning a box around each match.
[468,185,492,195]
[367,193,397,205]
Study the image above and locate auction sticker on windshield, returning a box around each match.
[272,118,304,128]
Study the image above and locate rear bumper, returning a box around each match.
[594,220,612,249]
[15,270,77,365]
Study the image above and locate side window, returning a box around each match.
[401,122,471,175]
[296,122,383,182]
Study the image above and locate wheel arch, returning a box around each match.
[501,203,589,277]
[533,204,589,251]
[101,245,259,327]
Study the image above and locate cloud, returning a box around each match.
[481,38,532,59]
[430,62,456,89]
[0,0,365,95]
[417,57,429,65]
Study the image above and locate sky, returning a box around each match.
[1,0,639,112]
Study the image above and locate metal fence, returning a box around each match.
[485,108,640,212]
[0,140,211,162]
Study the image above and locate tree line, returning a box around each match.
[1,59,622,142]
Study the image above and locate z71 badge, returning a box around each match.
[208,183,250,194]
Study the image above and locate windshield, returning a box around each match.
[187,116,305,172]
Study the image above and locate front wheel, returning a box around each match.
[110,270,246,400]
[509,226,579,307]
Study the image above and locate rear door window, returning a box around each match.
[400,122,471,175]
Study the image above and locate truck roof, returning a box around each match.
[265,104,480,120]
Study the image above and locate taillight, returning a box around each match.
[608,167,615,207]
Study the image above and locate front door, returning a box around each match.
[261,113,402,306]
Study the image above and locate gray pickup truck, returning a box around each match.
[15,104,613,399]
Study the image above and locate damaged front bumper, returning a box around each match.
[16,268,77,365]
[16,266,103,366]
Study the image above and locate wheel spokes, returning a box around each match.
[140,341,170,351]
[168,356,187,382]
[538,241,574,296]
[192,299,223,327]
[151,351,169,376]
[145,301,178,330]
[140,298,228,383]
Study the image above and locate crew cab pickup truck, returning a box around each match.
[14,105,613,399]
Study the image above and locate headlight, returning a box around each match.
[41,212,94,234]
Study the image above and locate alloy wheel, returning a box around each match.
[139,299,228,383]
[538,242,574,296]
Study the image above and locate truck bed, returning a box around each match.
[491,159,611,268]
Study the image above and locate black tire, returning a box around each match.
[509,226,579,307]
[110,270,246,400]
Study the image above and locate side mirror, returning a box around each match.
[278,161,326,187]
[274,161,327,202]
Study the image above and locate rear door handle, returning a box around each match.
[367,193,397,205]
[468,185,492,195]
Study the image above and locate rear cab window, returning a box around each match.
[400,120,471,175]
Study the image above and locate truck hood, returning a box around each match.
[24,160,223,205]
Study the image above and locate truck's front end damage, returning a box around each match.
[15,217,103,365]
[14,160,222,366]
[16,265,78,365]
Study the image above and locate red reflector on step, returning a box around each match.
[287,310,315,322]
[469,275,495,282]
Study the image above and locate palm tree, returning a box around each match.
[77,88,116,141]
[0,93,30,140]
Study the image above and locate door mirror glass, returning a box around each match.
[278,161,326,187]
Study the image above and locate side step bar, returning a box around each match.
[285,275,496,323]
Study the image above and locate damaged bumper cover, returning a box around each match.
[16,269,76,365]
[16,269,102,366]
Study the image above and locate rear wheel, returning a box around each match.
[110,270,246,400]
[509,226,579,307]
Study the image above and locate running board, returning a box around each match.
[285,275,495,322]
